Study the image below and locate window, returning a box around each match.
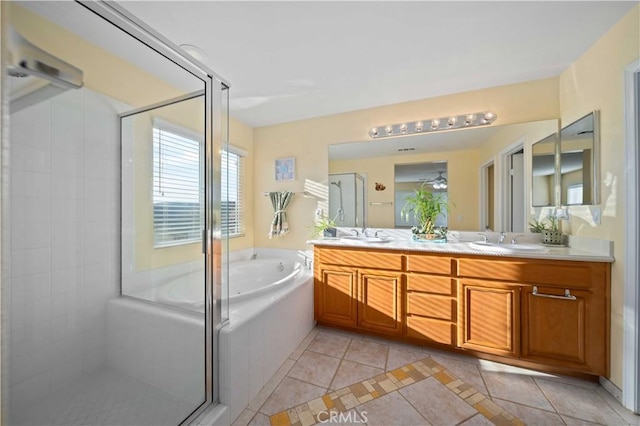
[153,120,202,247]
[222,147,246,237]
[567,183,584,205]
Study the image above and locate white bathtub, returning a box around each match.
[109,249,315,424]
[132,257,305,313]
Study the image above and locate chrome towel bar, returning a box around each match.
[532,286,577,301]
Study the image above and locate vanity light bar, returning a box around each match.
[368,111,497,139]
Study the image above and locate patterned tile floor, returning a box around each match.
[232,326,640,426]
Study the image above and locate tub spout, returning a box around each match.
[250,253,258,260]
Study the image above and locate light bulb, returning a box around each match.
[465,114,475,124]
[385,125,393,135]
[483,112,495,122]
[369,127,379,138]
[415,121,424,131]
[448,117,457,126]
[431,119,440,129]
[400,124,408,133]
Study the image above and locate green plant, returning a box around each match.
[529,216,560,233]
[528,218,549,233]
[401,183,449,236]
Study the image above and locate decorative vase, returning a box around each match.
[542,230,563,245]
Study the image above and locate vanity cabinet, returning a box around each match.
[313,245,610,377]
[314,248,403,336]
[315,265,359,327]
[457,256,609,375]
[458,280,521,358]
[404,253,458,345]
[359,269,404,336]
[521,285,606,375]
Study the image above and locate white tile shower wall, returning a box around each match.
[8,88,123,411]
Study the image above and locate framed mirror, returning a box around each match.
[560,111,600,205]
[532,133,558,207]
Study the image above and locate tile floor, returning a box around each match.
[232,326,640,426]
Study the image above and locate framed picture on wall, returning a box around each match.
[275,157,296,181]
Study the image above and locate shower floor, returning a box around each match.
[11,367,201,426]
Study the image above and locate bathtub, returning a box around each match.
[130,257,305,314]
[108,249,315,424]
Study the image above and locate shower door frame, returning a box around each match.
[77,1,228,423]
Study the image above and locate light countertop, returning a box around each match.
[308,229,614,263]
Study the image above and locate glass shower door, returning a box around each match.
[2,2,226,425]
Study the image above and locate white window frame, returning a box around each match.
[222,145,246,238]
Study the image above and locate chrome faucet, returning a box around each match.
[350,229,360,237]
[511,235,525,244]
[374,230,385,238]
[250,252,258,260]
[362,228,371,238]
[498,232,506,244]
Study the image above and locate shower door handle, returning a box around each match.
[202,229,207,254]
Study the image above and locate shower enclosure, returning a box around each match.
[1,2,228,425]
[328,172,365,228]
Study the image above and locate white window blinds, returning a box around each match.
[222,148,246,237]
[153,123,203,247]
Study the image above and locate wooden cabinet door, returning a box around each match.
[521,286,606,375]
[458,280,520,358]
[358,269,404,336]
[315,265,358,327]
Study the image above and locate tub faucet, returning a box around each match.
[250,252,258,260]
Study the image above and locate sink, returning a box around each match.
[468,241,547,253]
[340,236,392,244]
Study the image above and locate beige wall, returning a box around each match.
[558,4,639,388]
[254,77,559,249]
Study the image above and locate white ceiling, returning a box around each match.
[119,1,635,128]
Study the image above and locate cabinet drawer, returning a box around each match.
[457,257,605,289]
[406,274,455,295]
[407,293,455,321]
[406,316,456,346]
[406,254,453,275]
[317,248,402,271]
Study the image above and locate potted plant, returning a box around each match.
[311,215,337,238]
[529,216,563,245]
[401,183,450,243]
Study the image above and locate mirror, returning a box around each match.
[532,133,558,207]
[560,111,599,205]
[394,162,448,228]
[328,120,558,229]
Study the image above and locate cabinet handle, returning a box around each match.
[532,286,577,300]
